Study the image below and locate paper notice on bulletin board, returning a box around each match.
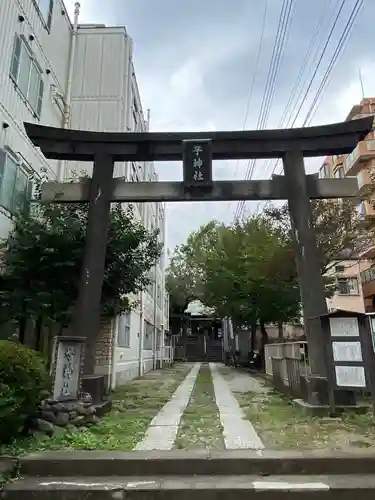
[335,365,366,388]
[329,317,359,337]
[332,341,363,362]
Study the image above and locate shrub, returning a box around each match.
[0,341,51,443]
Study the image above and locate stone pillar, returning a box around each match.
[71,153,115,375]
[282,150,328,378]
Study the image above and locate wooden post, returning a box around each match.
[71,153,115,375]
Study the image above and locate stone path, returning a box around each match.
[134,362,201,451]
[210,363,265,450]
[134,362,264,451]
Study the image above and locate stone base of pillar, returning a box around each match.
[82,374,106,405]
[300,375,357,407]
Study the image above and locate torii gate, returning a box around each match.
[24,116,372,403]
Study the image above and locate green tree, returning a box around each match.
[166,221,223,321]
[0,197,162,348]
[263,199,373,273]
[166,247,196,316]
[168,216,301,360]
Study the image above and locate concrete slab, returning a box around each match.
[5,474,375,500]
[293,398,370,417]
[134,363,201,451]
[18,449,375,477]
[210,363,264,450]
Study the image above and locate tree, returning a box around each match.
[168,216,301,362]
[166,247,196,316]
[166,246,197,336]
[263,199,373,273]
[0,196,162,344]
[201,217,300,330]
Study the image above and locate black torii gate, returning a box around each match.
[24,116,372,403]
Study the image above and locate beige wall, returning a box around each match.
[326,260,372,313]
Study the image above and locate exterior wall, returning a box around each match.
[325,260,372,313]
[319,98,375,311]
[319,99,375,225]
[69,24,168,386]
[113,309,141,386]
[1,7,168,386]
[265,323,305,341]
[0,0,71,240]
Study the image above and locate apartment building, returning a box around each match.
[0,0,169,387]
[319,97,375,313]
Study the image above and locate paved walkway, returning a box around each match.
[134,362,201,451]
[134,362,264,451]
[210,363,265,450]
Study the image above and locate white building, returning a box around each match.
[0,0,170,388]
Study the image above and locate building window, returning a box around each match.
[118,310,131,347]
[33,0,54,30]
[157,285,162,308]
[10,34,44,117]
[143,321,154,350]
[164,294,169,315]
[337,278,359,295]
[0,150,32,215]
[147,270,155,296]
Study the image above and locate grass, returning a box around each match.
[175,364,224,450]
[234,381,375,450]
[0,363,191,456]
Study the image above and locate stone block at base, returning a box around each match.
[94,400,112,417]
[300,375,357,407]
[81,375,105,404]
[293,398,370,417]
[0,457,17,476]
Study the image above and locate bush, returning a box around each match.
[0,341,51,443]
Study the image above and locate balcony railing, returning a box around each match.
[344,139,375,175]
[361,266,375,284]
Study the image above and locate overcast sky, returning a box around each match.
[67,0,374,250]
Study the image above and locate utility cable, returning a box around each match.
[253,0,364,216]
[234,0,296,220]
[226,0,268,216]
[245,0,350,216]
[235,0,291,221]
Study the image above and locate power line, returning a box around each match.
[303,0,364,126]
[236,0,292,216]
[287,0,349,128]
[253,0,363,216]
[225,0,268,216]
[253,0,341,195]
[253,0,351,216]
[234,0,296,220]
